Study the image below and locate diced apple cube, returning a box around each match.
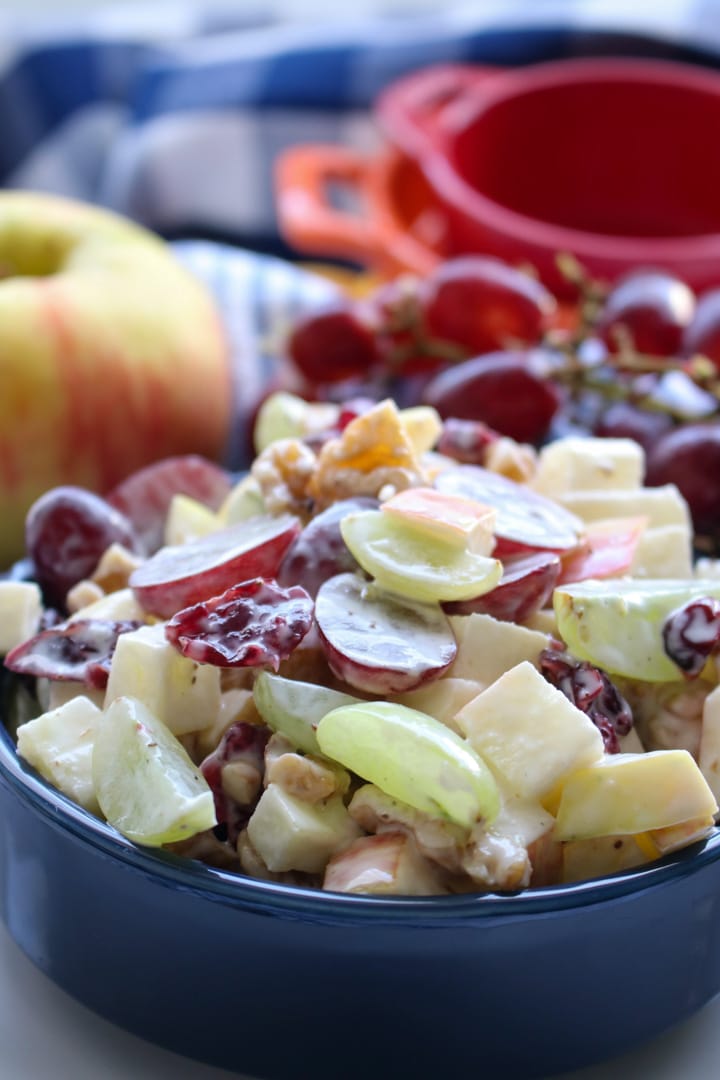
[644,815,716,857]
[554,750,718,841]
[448,613,550,684]
[381,487,496,553]
[17,696,102,813]
[218,474,265,525]
[533,436,645,496]
[323,831,447,895]
[399,405,442,456]
[165,494,220,546]
[247,784,360,873]
[105,622,221,735]
[456,661,604,800]
[390,678,485,733]
[66,586,147,625]
[561,835,649,883]
[0,581,42,654]
[630,524,693,578]
[558,485,690,528]
[40,680,106,713]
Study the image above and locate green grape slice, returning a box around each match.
[316,700,500,828]
[92,696,216,846]
[340,510,502,603]
[554,578,720,681]
[253,671,361,755]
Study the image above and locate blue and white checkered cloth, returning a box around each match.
[1,1,719,466]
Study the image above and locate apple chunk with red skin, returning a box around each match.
[0,191,232,567]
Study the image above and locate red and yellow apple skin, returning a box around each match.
[0,191,233,566]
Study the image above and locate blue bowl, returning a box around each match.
[1,711,720,1079]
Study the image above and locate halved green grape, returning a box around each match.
[340,510,502,603]
[253,671,362,755]
[554,578,720,682]
[92,695,216,846]
[316,700,500,828]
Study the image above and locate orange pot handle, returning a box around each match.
[275,144,438,277]
[375,63,502,158]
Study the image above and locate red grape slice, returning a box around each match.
[277,496,379,598]
[26,486,139,609]
[165,578,313,669]
[420,256,556,356]
[435,465,582,553]
[315,572,457,695]
[107,455,232,555]
[443,551,560,621]
[421,350,562,444]
[5,618,141,689]
[130,514,301,618]
[597,270,695,357]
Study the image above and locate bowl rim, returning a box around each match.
[2,712,719,923]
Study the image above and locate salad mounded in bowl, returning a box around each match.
[3,394,720,897]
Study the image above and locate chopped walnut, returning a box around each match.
[167,830,240,871]
[92,542,144,593]
[309,399,428,507]
[66,580,105,613]
[461,827,532,891]
[266,749,349,803]
[348,784,466,873]
[222,759,263,805]
[622,678,710,758]
[484,437,538,484]
[251,437,317,516]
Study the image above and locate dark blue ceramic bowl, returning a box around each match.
[1,711,720,1079]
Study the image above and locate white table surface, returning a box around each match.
[1,916,720,1080]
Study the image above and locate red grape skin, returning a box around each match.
[421,350,562,444]
[645,423,720,536]
[682,287,720,370]
[286,306,381,385]
[420,256,556,356]
[592,401,675,454]
[596,269,695,356]
[25,486,139,609]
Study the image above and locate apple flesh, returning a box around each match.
[0,191,232,567]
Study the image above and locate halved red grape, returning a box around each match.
[5,618,141,689]
[286,305,381,385]
[596,269,695,356]
[130,514,301,618]
[277,497,378,597]
[435,465,582,553]
[443,551,560,621]
[645,423,720,536]
[682,287,720,371]
[421,350,562,444]
[314,572,456,695]
[420,256,556,356]
[26,486,139,609]
[107,455,232,555]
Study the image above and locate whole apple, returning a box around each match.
[0,190,232,567]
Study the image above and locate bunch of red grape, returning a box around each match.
[282,256,720,546]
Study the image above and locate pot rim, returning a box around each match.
[400,56,720,260]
